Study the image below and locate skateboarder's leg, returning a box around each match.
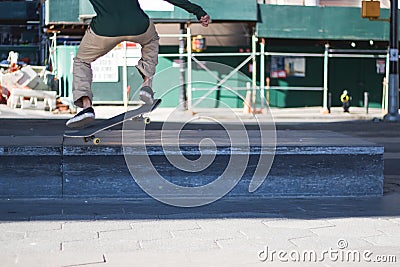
[127,20,160,104]
[73,28,122,108]
[67,28,123,128]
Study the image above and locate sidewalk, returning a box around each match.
[0,104,399,266]
[0,102,385,123]
[0,195,399,266]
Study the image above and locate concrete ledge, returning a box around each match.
[0,130,384,199]
[0,156,62,198]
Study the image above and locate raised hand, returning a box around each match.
[200,14,210,27]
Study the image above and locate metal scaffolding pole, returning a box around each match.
[384,0,400,121]
[186,26,192,110]
[49,32,61,96]
[260,38,266,109]
[251,34,258,107]
[39,1,46,66]
[321,43,330,114]
[122,41,128,110]
[179,23,187,111]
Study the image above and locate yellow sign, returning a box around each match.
[361,1,380,19]
[191,35,206,52]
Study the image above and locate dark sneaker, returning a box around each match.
[140,86,154,105]
[65,107,95,128]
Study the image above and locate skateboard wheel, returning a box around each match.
[144,117,151,124]
[93,138,101,145]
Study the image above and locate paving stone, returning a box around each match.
[0,221,62,232]
[105,251,192,267]
[210,219,318,245]
[140,237,218,251]
[191,219,272,241]
[362,235,400,247]
[62,220,132,233]
[311,218,400,238]
[188,249,323,266]
[27,229,98,242]
[61,238,140,253]
[262,218,335,229]
[164,220,246,241]
[197,218,272,230]
[0,251,105,267]
[217,236,298,252]
[171,227,245,241]
[247,231,316,250]
[388,217,400,225]
[287,235,373,250]
[0,239,60,254]
[130,219,201,232]
[355,245,400,258]
[0,231,25,242]
[186,250,262,266]
[377,225,400,236]
[0,254,19,267]
[99,227,172,242]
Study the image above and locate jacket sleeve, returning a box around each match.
[164,0,207,20]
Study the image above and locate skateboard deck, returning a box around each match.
[64,99,161,144]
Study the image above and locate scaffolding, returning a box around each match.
[158,25,389,112]
[48,23,390,111]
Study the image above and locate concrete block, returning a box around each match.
[0,156,62,198]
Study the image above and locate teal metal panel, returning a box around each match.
[76,0,257,22]
[46,0,80,23]
[257,5,391,40]
[322,7,390,40]
[147,0,258,22]
[152,56,248,108]
[56,46,79,97]
[79,0,94,17]
[0,2,26,20]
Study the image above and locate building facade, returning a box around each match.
[1,0,395,108]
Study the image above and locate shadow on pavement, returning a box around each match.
[0,194,399,222]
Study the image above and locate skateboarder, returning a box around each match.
[54,0,210,128]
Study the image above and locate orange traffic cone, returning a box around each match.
[243,90,252,114]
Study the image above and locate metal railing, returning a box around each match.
[158,28,390,111]
[49,25,391,110]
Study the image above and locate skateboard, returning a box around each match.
[64,99,161,144]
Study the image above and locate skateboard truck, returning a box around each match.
[83,135,101,144]
[131,115,151,124]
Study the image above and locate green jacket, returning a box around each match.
[89,0,207,36]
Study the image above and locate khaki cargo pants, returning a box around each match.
[72,20,159,108]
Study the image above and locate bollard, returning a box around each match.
[328,92,332,113]
[364,91,369,114]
